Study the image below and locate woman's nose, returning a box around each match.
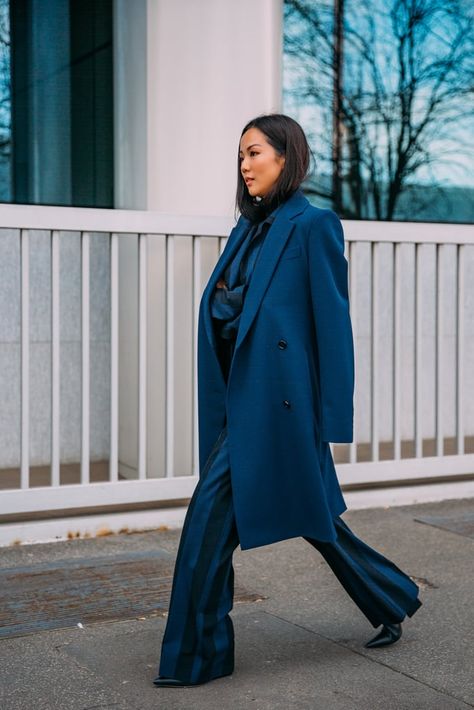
[241,156,250,173]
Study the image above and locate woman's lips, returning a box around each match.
[245,178,254,185]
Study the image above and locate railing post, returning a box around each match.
[415,243,423,458]
[81,232,90,485]
[51,230,61,487]
[456,244,465,456]
[138,233,147,480]
[20,229,30,489]
[110,233,119,481]
[166,234,174,478]
[393,241,402,460]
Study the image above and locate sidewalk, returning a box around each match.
[1,497,473,710]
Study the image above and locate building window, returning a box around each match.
[0,0,113,207]
[283,0,474,223]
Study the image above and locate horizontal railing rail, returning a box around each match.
[0,203,473,242]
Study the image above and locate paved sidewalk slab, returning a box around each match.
[0,498,472,710]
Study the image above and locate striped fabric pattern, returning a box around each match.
[157,426,421,684]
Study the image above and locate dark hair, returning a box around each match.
[235,113,312,223]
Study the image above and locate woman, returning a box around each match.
[154,114,422,688]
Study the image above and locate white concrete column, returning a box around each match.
[112,0,283,479]
[113,0,148,209]
[114,0,283,216]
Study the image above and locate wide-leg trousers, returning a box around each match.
[158,425,422,684]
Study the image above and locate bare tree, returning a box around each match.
[284,0,474,220]
[0,0,11,166]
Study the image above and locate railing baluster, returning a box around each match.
[393,242,402,460]
[193,236,201,476]
[435,244,443,456]
[415,243,423,458]
[51,230,60,487]
[166,234,174,478]
[219,236,226,256]
[20,229,30,489]
[109,233,119,481]
[138,233,147,480]
[456,244,465,455]
[81,232,90,484]
[371,242,379,461]
[348,240,357,463]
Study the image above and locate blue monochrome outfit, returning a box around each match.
[211,209,277,382]
[158,199,421,685]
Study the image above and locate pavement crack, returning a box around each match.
[261,610,474,709]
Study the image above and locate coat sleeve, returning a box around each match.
[307,209,354,443]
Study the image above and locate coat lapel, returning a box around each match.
[234,189,309,351]
[202,188,310,353]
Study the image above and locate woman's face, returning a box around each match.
[239,127,285,198]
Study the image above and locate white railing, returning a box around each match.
[0,204,473,520]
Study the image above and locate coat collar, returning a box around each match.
[202,188,310,358]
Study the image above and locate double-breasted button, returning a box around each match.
[278,339,287,349]
[282,399,291,409]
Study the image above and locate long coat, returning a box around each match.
[197,188,355,550]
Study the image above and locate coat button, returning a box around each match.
[278,339,287,349]
[282,399,291,409]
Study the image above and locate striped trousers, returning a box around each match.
[158,425,421,684]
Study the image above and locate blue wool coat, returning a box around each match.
[197,188,355,550]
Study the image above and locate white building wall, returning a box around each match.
[114,0,283,215]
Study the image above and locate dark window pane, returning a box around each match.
[283,0,474,223]
[0,0,11,201]
[2,0,113,207]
